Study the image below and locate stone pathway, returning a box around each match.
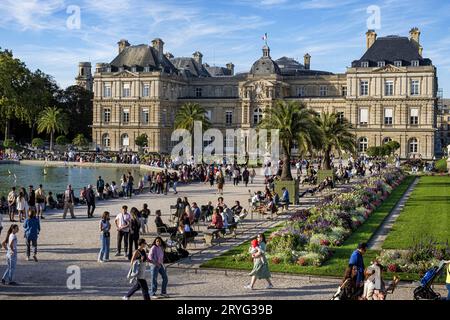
[368,177,419,250]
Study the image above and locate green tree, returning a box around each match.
[259,100,320,181]
[0,49,29,139]
[367,146,381,157]
[174,102,211,157]
[386,141,400,155]
[56,135,68,146]
[58,85,93,139]
[37,107,69,151]
[72,133,89,149]
[315,112,356,170]
[3,138,16,149]
[31,138,44,148]
[135,133,148,151]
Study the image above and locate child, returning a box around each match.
[249,239,262,263]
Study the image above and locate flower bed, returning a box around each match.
[232,168,406,267]
[376,238,450,274]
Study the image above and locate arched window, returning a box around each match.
[358,137,368,153]
[121,133,129,147]
[409,138,418,153]
[253,108,263,125]
[102,133,110,148]
[382,137,392,144]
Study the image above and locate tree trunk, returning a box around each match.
[322,147,332,170]
[50,131,54,152]
[280,144,293,181]
[30,123,35,142]
[4,119,10,140]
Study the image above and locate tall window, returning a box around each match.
[410,108,419,125]
[341,86,347,97]
[195,88,202,97]
[143,83,150,97]
[409,138,418,153]
[122,108,130,124]
[121,134,129,147]
[123,83,131,97]
[361,62,369,68]
[102,133,110,148]
[394,61,402,67]
[358,137,368,153]
[384,108,393,125]
[411,60,419,67]
[359,108,368,125]
[253,108,263,125]
[142,108,149,124]
[377,61,385,67]
[103,108,111,123]
[337,112,345,124]
[360,80,369,96]
[225,111,233,125]
[103,84,111,97]
[385,80,394,96]
[298,86,305,97]
[205,110,212,121]
[319,86,328,97]
[411,80,420,96]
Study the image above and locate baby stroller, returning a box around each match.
[413,260,446,300]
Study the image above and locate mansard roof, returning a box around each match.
[352,36,433,67]
[170,57,211,77]
[110,44,177,73]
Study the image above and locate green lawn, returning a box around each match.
[201,176,416,278]
[383,176,450,249]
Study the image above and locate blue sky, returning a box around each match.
[1,0,450,95]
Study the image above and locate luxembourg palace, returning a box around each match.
[76,27,438,159]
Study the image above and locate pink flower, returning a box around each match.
[297,257,307,266]
[388,264,397,272]
[320,239,330,246]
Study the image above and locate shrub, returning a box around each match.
[435,158,447,173]
[31,138,44,148]
[56,135,68,146]
[3,139,16,149]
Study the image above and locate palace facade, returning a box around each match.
[77,28,438,159]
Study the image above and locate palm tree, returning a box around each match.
[37,106,69,151]
[259,100,321,181]
[174,103,211,158]
[316,112,356,170]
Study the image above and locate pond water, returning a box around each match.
[0,164,146,197]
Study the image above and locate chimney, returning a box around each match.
[192,51,203,65]
[151,38,164,61]
[409,27,423,55]
[303,53,311,70]
[366,30,377,49]
[226,62,235,75]
[164,52,174,60]
[117,39,130,54]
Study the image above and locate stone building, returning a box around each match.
[82,28,438,159]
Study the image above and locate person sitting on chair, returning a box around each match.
[231,201,243,216]
[208,208,224,230]
[154,210,177,235]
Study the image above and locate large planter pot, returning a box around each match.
[275,179,299,205]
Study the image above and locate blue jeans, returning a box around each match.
[446,283,450,300]
[150,264,168,295]
[98,234,110,261]
[2,254,17,283]
[173,182,178,193]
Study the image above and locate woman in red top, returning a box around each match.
[208,208,223,229]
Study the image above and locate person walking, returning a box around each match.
[35,184,46,219]
[115,205,131,257]
[245,233,273,290]
[85,185,96,218]
[1,224,19,285]
[16,191,27,223]
[23,209,40,262]
[349,242,367,289]
[127,208,141,261]
[7,187,17,222]
[140,204,150,235]
[27,185,36,212]
[217,171,225,195]
[172,172,179,194]
[149,237,169,298]
[96,176,105,200]
[121,174,128,198]
[63,185,76,219]
[123,238,150,300]
[242,167,250,187]
[250,168,256,184]
[98,211,111,263]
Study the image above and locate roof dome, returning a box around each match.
[250,46,281,75]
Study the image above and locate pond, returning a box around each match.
[0,163,146,197]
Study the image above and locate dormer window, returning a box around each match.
[131,66,137,72]
[411,60,419,67]
[106,67,111,72]
[118,66,124,72]
[377,61,385,67]
[394,61,402,67]
[361,61,369,68]
[144,66,150,72]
